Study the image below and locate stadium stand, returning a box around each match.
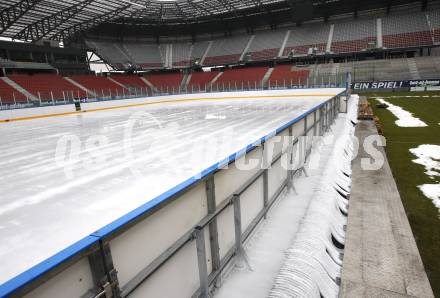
[172,43,192,67]
[69,75,126,97]
[414,56,440,78]
[268,65,310,85]
[247,29,286,61]
[123,43,163,68]
[8,74,86,101]
[3,56,440,103]
[159,44,168,67]
[191,41,210,64]
[215,66,269,87]
[88,9,440,69]
[145,72,184,90]
[0,78,27,104]
[331,18,377,53]
[187,71,220,89]
[110,74,150,89]
[204,36,250,65]
[427,9,440,43]
[283,23,330,56]
[86,40,130,69]
[85,10,440,70]
[382,12,432,48]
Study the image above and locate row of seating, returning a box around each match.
[88,9,440,69]
[0,65,303,103]
[0,79,27,104]
[8,74,86,101]
[2,55,439,104]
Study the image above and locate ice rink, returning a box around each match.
[0,88,344,285]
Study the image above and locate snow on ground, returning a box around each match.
[410,145,440,178]
[410,144,440,213]
[375,98,427,127]
[418,184,440,210]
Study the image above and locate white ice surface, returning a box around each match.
[375,98,427,127]
[0,89,343,285]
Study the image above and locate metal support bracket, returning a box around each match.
[232,194,253,271]
[88,241,121,298]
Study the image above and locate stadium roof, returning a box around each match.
[0,0,302,42]
[0,0,425,43]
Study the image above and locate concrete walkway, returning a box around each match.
[339,120,434,298]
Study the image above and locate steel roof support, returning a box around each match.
[0,0,41,35]
[13,0,95,41]
[50,4,132,42]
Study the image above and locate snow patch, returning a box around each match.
[418,184,440,210]
[409,144,440,177]
[410,144,440,213]
[375,98,427,127]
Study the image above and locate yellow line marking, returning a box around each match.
[0,93,338,123]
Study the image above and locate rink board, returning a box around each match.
[0,88,345,297]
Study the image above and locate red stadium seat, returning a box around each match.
[110,75,150,89]
[269,65,310,86]
[69,75,126,97]
[215,66,269,88]
[0,79,27,104]
[8,74,87,101]
[187,71,220,90]
[382,31,432,48]
[203,54,242,66]
[331,37,376,53]
[144,73,184,90]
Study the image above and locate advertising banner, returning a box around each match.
[352,79,440,90]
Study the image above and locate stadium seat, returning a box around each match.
[204,36,249,66]
[283,23,330,56]
[69,75,126,97]
[215,66,269,88]
[187,71,220,90]
[145,73,184,91]
[0,79,27,104]
[268,65,310,86]
[110,75,150,89]
[331,18,377,53]
[8,74,87,101]
[247,30,286,61]
[382,13,433,48]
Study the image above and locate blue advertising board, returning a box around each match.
[351,79,440,90]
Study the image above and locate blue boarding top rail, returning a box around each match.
[0,88,348,297]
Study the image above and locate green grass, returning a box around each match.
[360,91,440,296]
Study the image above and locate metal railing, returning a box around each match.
[0,74,346,111]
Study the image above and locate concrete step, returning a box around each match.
[64,77,96,97]
[262,67,274,87]
[208,72,223,88]
[1,77,38,101]
[140,77,159,93]
[107,77,127,89]
[182,73,191,89]
[407,58,421,80]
